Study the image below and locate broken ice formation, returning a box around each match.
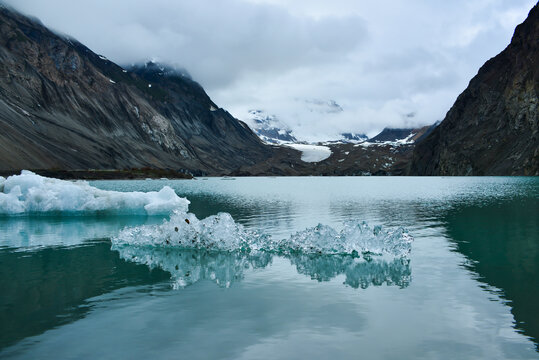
[113,211,413,258]
[0,171,188,215]
[112,210,413,288]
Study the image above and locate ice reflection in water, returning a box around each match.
[112,247,411,290]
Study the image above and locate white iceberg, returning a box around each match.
[0,171,189,215]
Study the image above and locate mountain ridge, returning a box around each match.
[0,5,272,176]
[410,3,538,176]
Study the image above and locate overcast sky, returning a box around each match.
[5,0,536,140]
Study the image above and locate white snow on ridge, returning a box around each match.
[286,144,332,163]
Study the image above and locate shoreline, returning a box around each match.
[0,169,193,180]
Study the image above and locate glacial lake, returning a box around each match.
[1,176,538,359]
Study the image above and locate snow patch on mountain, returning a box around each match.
[285,144,332,162]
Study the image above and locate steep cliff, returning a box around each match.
[0,5,271,175]
[410,4,538,175]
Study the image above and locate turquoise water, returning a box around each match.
[1,177,538,359]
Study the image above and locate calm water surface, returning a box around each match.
[1,177,538,359]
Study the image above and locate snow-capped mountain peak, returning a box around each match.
[245,110,297,144]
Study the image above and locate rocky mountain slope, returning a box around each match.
[232,124,437,176]
[410,4,539,176]
[0,5,271,176]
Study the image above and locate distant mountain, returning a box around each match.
[245,110,297,144]
[368,128,417,143]
[0,5,271,175]
[339,132,368,143]
[410,4,538,175]
[365,124,438,145]
[246,108,367,145]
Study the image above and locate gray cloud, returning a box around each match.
[4,0,537,140]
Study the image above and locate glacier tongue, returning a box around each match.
[0,171,189,215]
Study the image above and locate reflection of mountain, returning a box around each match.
[112,246,412,290]
[0,241,169,350]
[443,197,539,350]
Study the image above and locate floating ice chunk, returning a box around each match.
[109,79,116,84]
[0,171,189,215]
[113,212,413,258]
[114,211,266,251]
[112,205,414,289]
[281,222,412,257]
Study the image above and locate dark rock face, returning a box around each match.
[0,6,271,175]
[410,4,539,175]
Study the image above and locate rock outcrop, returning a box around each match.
[410,4,538,175]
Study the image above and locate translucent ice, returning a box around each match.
[282,221,413,257]
[113,211,413,258]
[0,171,189,215]
[110,195,413,289]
